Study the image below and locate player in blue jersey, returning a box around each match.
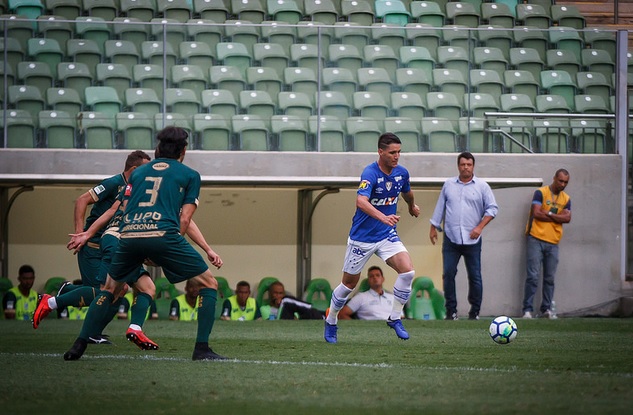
[63,127,227,361]
[324,133,420,343]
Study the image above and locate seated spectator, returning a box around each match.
[338,266,401,320]
[3,265,39,321]
[263,281,325,320]
[169,280,201,321]
[220,281,262,321]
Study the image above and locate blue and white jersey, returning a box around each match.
[349,162,411,243]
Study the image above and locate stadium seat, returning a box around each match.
[445,1,480,28]
[141,41,178,69]
[546,49,581,79]
[133,64,166,100]
[47,87,83,120]
[231,0,266,24]
[120,0,156,22]
[96,63,132,101]
[304,0,338,25]
[549,26,584,63]
[432,68,468,97]
[0,36,25,75]
[37,15,72,55]
[45,0,83,21]
[164,87,201,115]
[260,21,296,57]
[426,91,462,130]
[442,24,477,59]
[217,42,252,78]
[346,116,383,152]
[194,0,230,23]
[57,62,93,102]
[509,47,545,84]
[171,64,208,100]
[239,90,276,128]
[481,2,514,28]
[436,45,469,81]
[246,67,283,100]
[405,23,441,60]
[27,37,63,78]
[0,61,16,99]
[322,67,357,105]
[357,67,394,105]
[363,44,399,82]
[225,19,261,53]
[290,43,325,74]
[384,116,422,152]
[256,276,279,306]
[459,117,490,153]
[512,25,548,62]
[406,277,445,320]
[2,14,34,52]
[193,113,233,151]
[469,69,504,105]
[187,19,223,52]
[8,85,45,121]
[410,1,445,27]
[179,41,215,77]
[316,90,352,121]
[551,4,585,30]
[375,0,410,26]
[534,119,571,153]
[303,278,332,311]
[473,46,508,79]
[494,0,519,17]
[395,68,432,103]
[353,91,389,120]
[67,39,102,78]
[278,91,314,119]
[0,109,36,148]
[399,46,435,73]
[371,23,407,51]
[570,119,607,154]
[391,91,426,121]
[500,93,536,113]
[516,3,550,29]
[78,111,116,149]
[464,92,500,118]
[296,21,333,49]
[232,114,271,151]
[125,87,162,117]
[43,276,67,295]
[540,70,577,109]
[8,0,44,24]
[75,17,111,54]
[583,28,616,63]
[272,114,310,151]
[103,40,140,69]
[116,112,155,150]
[155,113,193,137]
[421,117,459,152]
[150,18,187,53]
[477,26,512,61]
[266,0,303,25]
[581,49,615,81]
[252,42,289,79]
[504,70,540,104]
[574,95,610,115]
[342,0,374,27]
[201,89,239,119]
[489,118,533,153]
[576,72,612,106]
[113,17,150,53]
[308,115,347,152]
[535,94,572,114]
[157,0,192,23]
[17,61,54,99]
[84,86,123,115]
[210,65,247,101]
[283,67,318,104]
[328,44,364,75]
[334,22,370,55]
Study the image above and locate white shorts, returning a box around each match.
[342,236,408,275]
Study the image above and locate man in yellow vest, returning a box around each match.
[522,169,572,319]
[3,265,39,321]
[169,279,201,321]
[220,281,261,321]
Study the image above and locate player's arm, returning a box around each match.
[357,195,400,227]
[338,305,355,320]
[401,190,420,218]
[185,219,223,269]
[73,191,95,233]
[67,199,122,254]
[179,203,197,236]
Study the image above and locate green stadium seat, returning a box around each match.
[540,70,577,109]
[113,17,150,53]
[75,16,111,54]
[476,26,512,61]
[0,60,16,99]
[187,19,223,53]
[96,63,132,101]
[396,68,432,103]
[442,24,477,59]
[303,278,333,311]
[194,0,230,23]
[399,45,435,72]
[120,0,156,22]
[375,0,410,26]
[551,4,585,30]
[426,91,462,130]
[217,42,252,78]
[210,65,247,101]
[133,64,165,99]
[576,72,612,106]
[252,42,289,79]
[260,21,296,59]
[328,44,363,75]
[171,64,208,100]
[232,114,271,151]
[342,0,374,27]
[406,276,446,320]
[334,22,370,55]
[78,111,116,149]
[8,0,44,25]
[469,69,504,105]
[125,87,162,117]
[500,93,535,113]
[391,91,426,121]
[0,109,36,148]
[8,84,46,121]
[363,44,399,82]
[574,94,610,115]
[1,15,34,52]
[535,94,571,114]
[46,87,83,120]
[510,47,545,84]
[57,62,93,101]
[231,0,266,24]
[201,89,239,119]
[27,37,63,78]
[272,114,310,151]
[512,25,548,61]
[464,92,500,118]
[581,49,615,81]
[432,68,468,97]
[37,15,72,55]
[481,2,514,28]
[516,3,550,29]
[410,1,445,27]
[278,91,313,119]
[141,40,178,68]
[583,28,616,63]
[155,112,193,136]
[116,112,155,150]
[150,18,187,53]
[405,23,441,60]
[255,276,279,307]
[157,0,192,23]
[357,67,394,105]
[570,119,607,154]
[546,49,581,79]
[239,90,276,128]
[316,90,351,120]
[290,43,325,74]
[371,22,407,50]
[490,117,534,153]
[246,66,283,100]
[459,117,490,153]
[308,115,347,152]
[322,67,357,105]
[17,61,54,99]
[504,70,539,103]
[304,0,338,25]
[296,21,333,49]
[84,86,123,115]
[83,0,118,20]
[549,26,584,63]
[225,19,261,54]
[421,117,459,152]
[66,38,102,79]
[437,45,470,81]
[105,40,141,68]
[283,67,318,104]
[45,0,83,21]
[353,91,389,120]
[534,119,570,153]
[39,109,77,148]
[445,1,480,28]
[164,87,201,115]
[494,0,518,17]
[347,116,383,152]
[473,46,508,79]
[0,36,25,75]
[266,0,303,25]
[193,113,233,151]
[384,116,422,152]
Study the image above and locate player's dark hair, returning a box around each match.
[268,281,284,295]
[555,168,570,177]
[124,150,151,171]
[368,265,383,276]
[18,264,34,275]
[378,132,401,150]
[155,127,189,159]
[458,151,475,165]
[236,281,251,290]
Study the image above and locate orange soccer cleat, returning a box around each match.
[125,327,159,351]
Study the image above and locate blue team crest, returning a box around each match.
[386,182,392,191]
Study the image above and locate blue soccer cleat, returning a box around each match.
[387,319,410,340]
[324,321,338,344]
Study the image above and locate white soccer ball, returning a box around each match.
[489,316,518,344]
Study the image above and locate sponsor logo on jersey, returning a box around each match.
[358,180,370,190]
[370,196,399,206]
[377,177,384,183]
[395,175,402,182]
[152,162,170,171]
[93,185,106,195]
[124,184,132,197]
[352,247,366,257]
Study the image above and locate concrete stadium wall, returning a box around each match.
[0,149,626,317]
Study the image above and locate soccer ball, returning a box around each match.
[489,316,518,344]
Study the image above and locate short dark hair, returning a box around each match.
[18,264,34,275]
[458,151,475,165]
[367,265,383,276]
[236,281,251,290]
[155,127,189,159]
[555,168,570,177]
[378,132,401,150]
[124,150,151,171]
[268,281,284,294]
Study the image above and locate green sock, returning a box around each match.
[130,292,152,328]
[104,298,122,324]
[196,288,217,343]
[59,283,83,296]
[56,286,96,310]
[79,291,114,340]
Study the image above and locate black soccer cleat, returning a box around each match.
[192,347,228,361]
[63,338,88,361]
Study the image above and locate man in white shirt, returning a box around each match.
[338,266,398,320]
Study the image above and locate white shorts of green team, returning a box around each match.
[342,236,407,275]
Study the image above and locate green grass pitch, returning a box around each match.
[1,317,632,414]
